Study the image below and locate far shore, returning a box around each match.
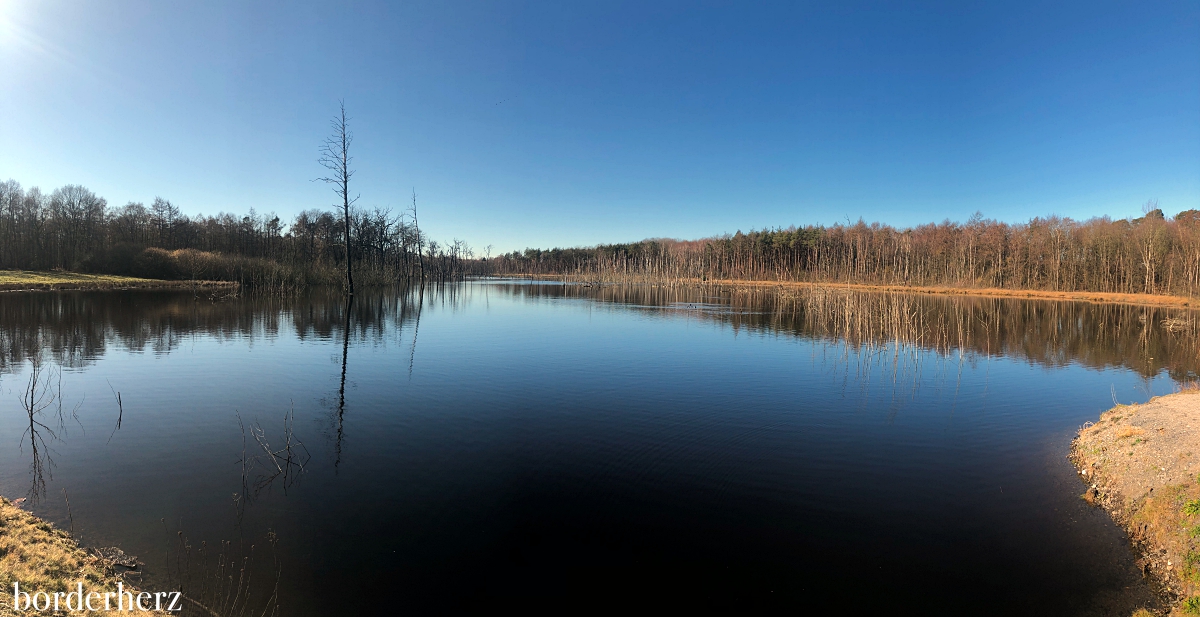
[486,274,1199,309]
[701,279,1199,309]
[0,270,238,293]
[1072,387,1200,616]
[6,269,1198,310]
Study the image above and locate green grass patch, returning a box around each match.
[0,270,163,285]
[0,270,235,292]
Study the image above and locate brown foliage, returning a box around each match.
[485,211,1200,298]
[0,178,470,286]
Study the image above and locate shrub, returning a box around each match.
[131,247,179,280]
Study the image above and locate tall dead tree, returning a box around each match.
[318,101,358,295]
[410,188,424,280]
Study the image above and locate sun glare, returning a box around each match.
[0,2,83,76]
[0,1,27,54]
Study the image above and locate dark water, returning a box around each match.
[1,282,1198,614]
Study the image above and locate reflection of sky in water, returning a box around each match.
[0,283,1191,615]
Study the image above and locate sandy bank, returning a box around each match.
[0,270,237,293]
[1072,389,1200,616]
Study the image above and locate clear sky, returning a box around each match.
[1,1,1197,254]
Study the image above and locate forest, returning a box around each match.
[4,177,1198,298]
[0,179,473,289]
[484,205,1200,297]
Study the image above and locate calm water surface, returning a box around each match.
[1,281,1198,614]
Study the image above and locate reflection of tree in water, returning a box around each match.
[0,288,443,377]
[15,349,81,503]
[334,295,351,472]
[498,282,1200,383]
[2,282,1192,385]
[4,283,1195,482]
[2,281,1195,388]
[323,284,435,471]
[0,287,446,494]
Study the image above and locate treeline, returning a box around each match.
[0,179,473,288]
[481,206,1200,297]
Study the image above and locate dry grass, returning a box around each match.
[0,497,163,615]
[689,279,1198,309]
[1118,426,1148,439]
[0,270,235,293]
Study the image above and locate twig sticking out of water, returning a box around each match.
[235,412,249,519]
[165,527,280,617]
[237,404,311,503]
[106,380,123,445]
[62,487,74,536]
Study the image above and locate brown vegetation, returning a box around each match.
[0,497,163,616]
[1072,389,1200,616]
[696,279,1195,308]
[0,179,473,288]
[481,205,1200,298]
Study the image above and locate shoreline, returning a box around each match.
[9,269,1195,310]
[485,274,1199,308]
[0,497,162,615]
[698,279,1198,309]
[0,270,238,294]
[1071,388,1200,616]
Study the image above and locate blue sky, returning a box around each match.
[1,1,1197,254]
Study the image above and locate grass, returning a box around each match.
[0,270,234,292]
[1118,426,1147,440]
[689,278,1199,308]
[0,497,161,615]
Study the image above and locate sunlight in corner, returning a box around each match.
[0,0,70,70]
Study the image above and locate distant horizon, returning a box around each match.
[2,1,1197,254]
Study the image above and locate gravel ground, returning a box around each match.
[1072,389,1200,616]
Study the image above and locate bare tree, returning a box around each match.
[318,101,359,295]
[1138,199,1166,294]
[410,188,424,280]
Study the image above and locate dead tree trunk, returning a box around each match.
[318,101,358,295]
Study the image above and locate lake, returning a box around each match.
[1,281,1197,614]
